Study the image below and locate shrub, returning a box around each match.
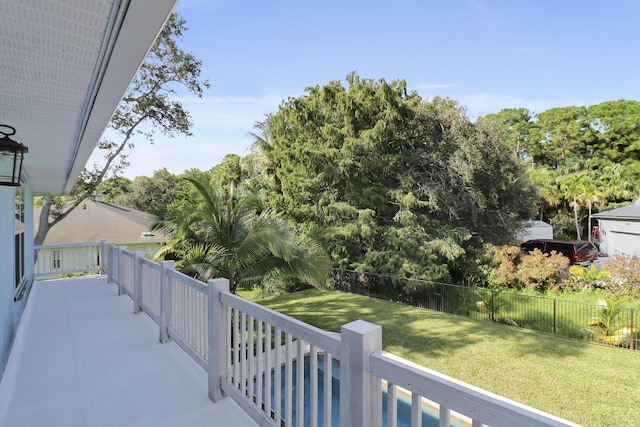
[568,264,610,293]
[478,244,523,288]
[601,255,640,298]
[477,244,571,292]
[517,249,570,292]
[584,298,639,348]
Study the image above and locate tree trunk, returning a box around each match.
[573,196,581,241]
[539,200,546,221]
[34,195,53,246]
[33,133,134,246]
[34,194,83,246]
[587,202,593,243]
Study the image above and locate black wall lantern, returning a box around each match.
[0,124,28,186]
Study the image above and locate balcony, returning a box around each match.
[0,275,255,427]
[0,242,576,427]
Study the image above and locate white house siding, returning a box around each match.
[12,185,34,331]
[0,187,15,378]
[125,242,162,260]
[0,184,34,380]
[597,219,640,257]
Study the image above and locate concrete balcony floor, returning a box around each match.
[0,276,256,427]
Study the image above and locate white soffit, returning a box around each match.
[0,0,178,195]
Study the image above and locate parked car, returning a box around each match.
[520,239,599,265]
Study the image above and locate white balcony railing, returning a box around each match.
[34,242,102,279]
[37,242,576,427]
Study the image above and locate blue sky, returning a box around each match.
[113,0,640,178]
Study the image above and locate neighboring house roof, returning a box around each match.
[522,219,552,228]
[37,199,165,246]
[592,197,640,220]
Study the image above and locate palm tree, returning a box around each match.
[155,177,329,293]
[577,178,604,242]
[246,115,282,193]
[526,165,561,221]
[558,171,586,240]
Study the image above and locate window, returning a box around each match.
[14,185,25,290]
[52,249,62,270]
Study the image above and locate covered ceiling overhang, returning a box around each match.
[0,0,178,195]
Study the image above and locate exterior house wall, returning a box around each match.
[0,183,34,380]
[0,187,15,378]
[597,218,640,257]
[13,186,33,327]
[121,242,162,260]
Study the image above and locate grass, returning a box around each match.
[466,289,639,344]
[249,288,640,426]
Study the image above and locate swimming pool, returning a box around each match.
[258,354,467,427]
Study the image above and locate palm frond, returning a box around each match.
[160,176,330,293]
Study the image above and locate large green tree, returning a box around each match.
[155,177,329,293]
[115,168,179,217]
[587,100,640,168]
[487,101,640,239]
[95,176,132,202]
[483,107,538,161]
[35,13,209,245]
[259,73,536,283]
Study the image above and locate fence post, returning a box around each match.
[631,308,635,351]
[133,251,146,314]
[159,260,176,343]
[208,278,230,402]
[491,289,496,322]
[117,246,127,295]
[105,243,112,283]
[340,320,382,427]
[111,243,118,284]
[99,240,106,276]
[109,243,117,285]
[553,299,557,336]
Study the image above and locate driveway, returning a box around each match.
[593,256,609,269]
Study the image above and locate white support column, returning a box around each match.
[208,278,230,402]
[133,251,145,313]
[158,260,175,343]
[340,320,383,427]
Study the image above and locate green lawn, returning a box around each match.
[464,288,639,345]
[251,288,640,426]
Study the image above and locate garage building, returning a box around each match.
[592,197,640,257]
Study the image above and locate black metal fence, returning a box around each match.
[329,269,638,351]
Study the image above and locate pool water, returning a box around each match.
[257,355,467,427]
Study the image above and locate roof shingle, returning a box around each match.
[37,199,166,245]
[592,197,640,220]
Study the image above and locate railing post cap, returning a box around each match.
[341,319,381,334]
[208,278,230,293]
